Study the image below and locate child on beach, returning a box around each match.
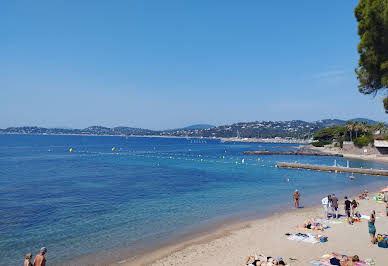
[24,253,33,266]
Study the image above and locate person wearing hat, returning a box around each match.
[24,253,33,266]
[293,189,300,208]
[33,247,47,266]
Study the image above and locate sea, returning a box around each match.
[1,134,388,265]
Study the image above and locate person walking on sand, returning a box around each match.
[24,253,33,266]
[369,210,376,244]
[293,189,300,208]
[331,194,339,218]
[344,196,352,224]
[33,247,47,266]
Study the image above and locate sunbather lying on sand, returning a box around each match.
[301,218,326,231]
[246,253,287,266]
[312,252,365,266]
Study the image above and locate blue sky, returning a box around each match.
[1,0,386,129]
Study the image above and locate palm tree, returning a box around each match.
[360,121,369,136]
[346,121,354,141]
[374,121,386,135]
[354,121,360,139]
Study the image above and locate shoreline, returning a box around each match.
[114,187,388,266]
[305,145,388,163]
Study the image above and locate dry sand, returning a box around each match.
[118,190,388,266]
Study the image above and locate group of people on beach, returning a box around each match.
[322,194,361,223]
[24,247,47,266]
[292,189,383,245]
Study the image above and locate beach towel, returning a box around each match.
[287,233,324,244]
[315,218,343,225]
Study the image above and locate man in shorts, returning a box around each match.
[331,194,339,218]
[344,196,352,224]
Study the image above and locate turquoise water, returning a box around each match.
[1,135,387,265]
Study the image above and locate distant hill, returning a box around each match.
[0,118,381,139]
[349,118,378,125]
[181,124,215,130]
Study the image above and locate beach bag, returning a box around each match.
[329,257,341,265]
[377,240,388,248]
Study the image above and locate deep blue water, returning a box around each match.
[1,135,388,265]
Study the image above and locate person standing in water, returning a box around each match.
[33,247,47,266]
[293,189,300,208]
[24,253,33,266]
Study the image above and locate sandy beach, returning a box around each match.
[120,190,388,266]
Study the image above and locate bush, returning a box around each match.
[312,140,331,147]
[353,135,373,147]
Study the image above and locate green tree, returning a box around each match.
[346,120,354,141]
[354,0,388,112]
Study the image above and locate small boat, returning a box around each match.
[349,175,355,180]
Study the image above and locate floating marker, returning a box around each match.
[235,161,239,165]
[69,148,73,152]
[222,156,225,159]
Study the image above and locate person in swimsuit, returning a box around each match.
[293,189,300,208]
[368,210,376,244]
[24,253,33,266]
[33,247,47,266]
[385,201,388,217]
[351,199,359,217]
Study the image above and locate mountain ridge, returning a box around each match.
[0,118,382,139]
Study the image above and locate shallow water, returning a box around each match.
[0,135,387,265]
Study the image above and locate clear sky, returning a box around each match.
[1,0,386,130]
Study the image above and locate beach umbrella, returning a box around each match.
[380,186,388,193]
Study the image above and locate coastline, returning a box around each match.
[304,145,388,163]
[115,187,388,266]
[0,133,310,144]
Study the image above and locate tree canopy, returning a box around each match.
[354,0,388,111]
